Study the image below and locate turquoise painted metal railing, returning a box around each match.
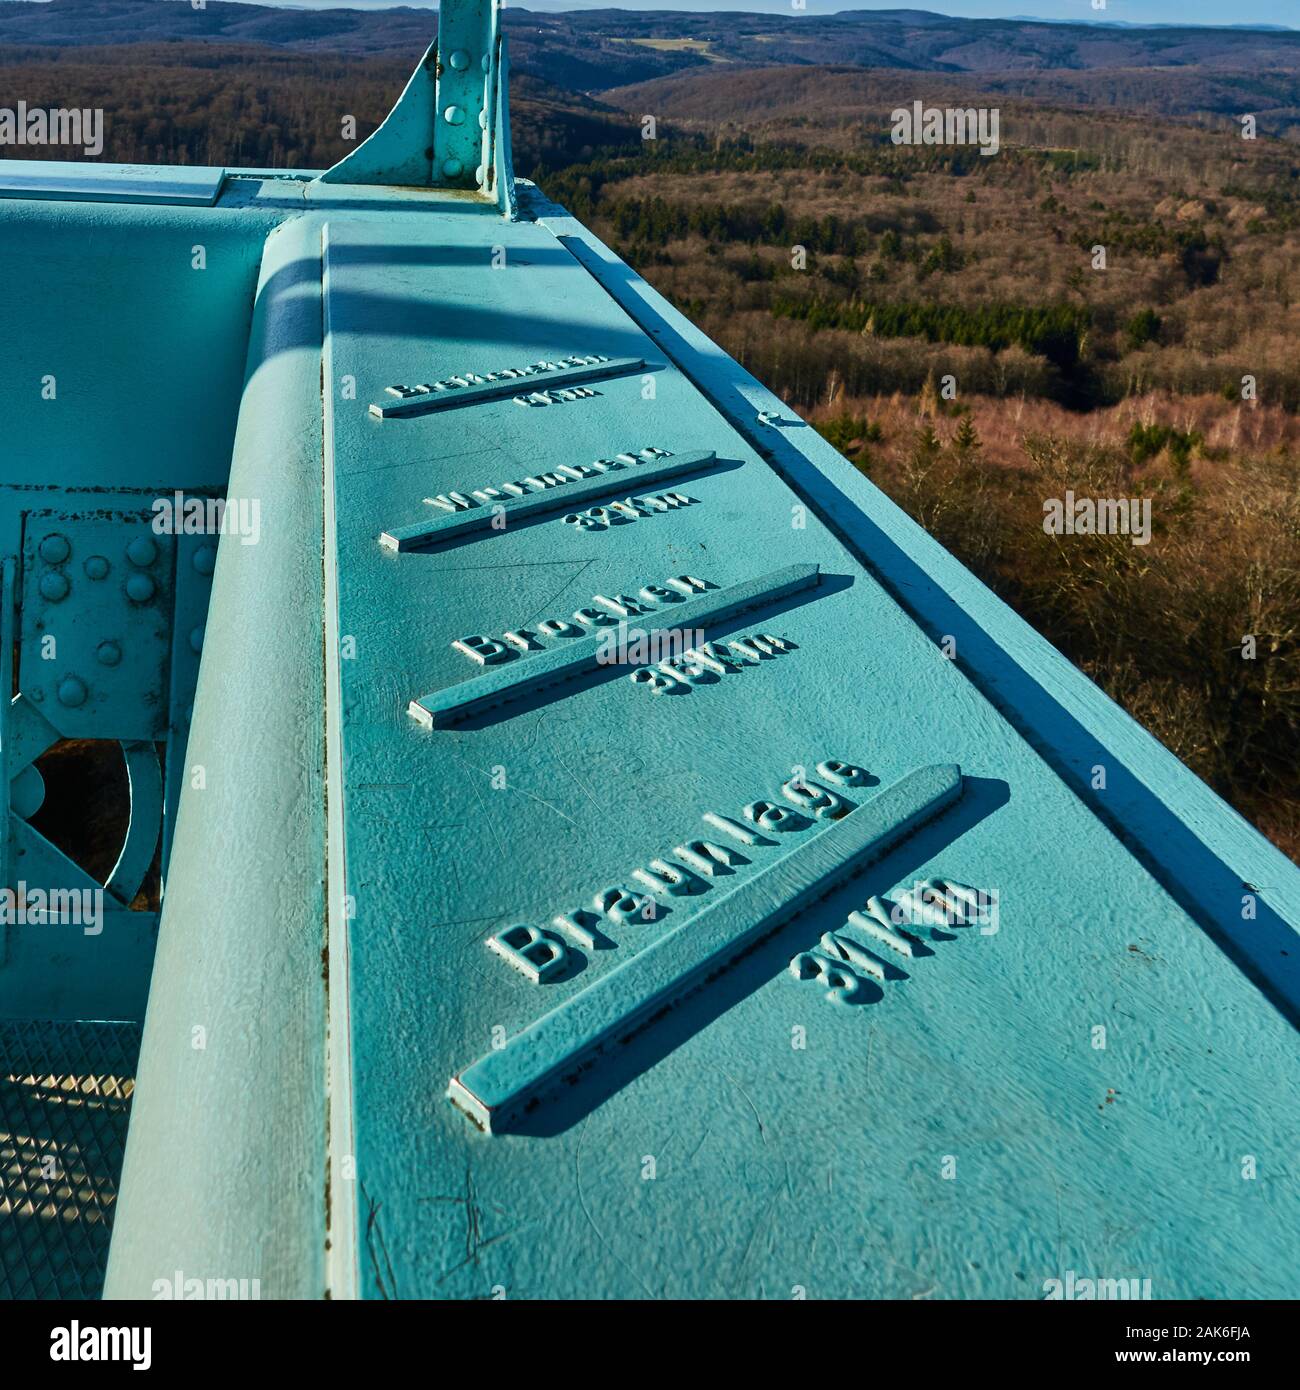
[0,0,1297,1302]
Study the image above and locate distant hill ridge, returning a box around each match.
[2,2,1299,90]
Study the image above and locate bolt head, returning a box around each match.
[126,536,158,568]
[38,534,70,565]
[126,572,156,604]
[39,572,70,602]
[57,676,88,708]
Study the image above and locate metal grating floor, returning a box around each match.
[0,1019,141,1299]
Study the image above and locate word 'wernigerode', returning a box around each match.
[426,447,673,515]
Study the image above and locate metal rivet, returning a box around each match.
[444,105,466,126]
[39,572,70,602]
[11,764,43,821]
[96,641,122,668]
[126,536,158,567]
[449,49,470,70]
[481,53,491,72]
[84,555,110,580]
[193,545,216,577]
[475,166,487,186]
[189,626,205,654]
[442,158,464,179]
[39,534,70,565]
[57,676,87,708]
[126,572,156,604]
[478,109,488,130]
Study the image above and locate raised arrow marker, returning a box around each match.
[369,355,646,419]
[380,448,718,551]
[448,762,964,1132]
[410,562,821,728]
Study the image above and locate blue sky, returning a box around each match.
[268,1,1297,26]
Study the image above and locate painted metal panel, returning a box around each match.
[0,201,277,492]
[318,207,1300,1300]
[20,514,175,744]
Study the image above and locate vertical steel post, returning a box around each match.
[432,0,502,190]
[316,0,513,209]
[0,554,15,966]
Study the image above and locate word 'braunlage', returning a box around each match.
[451,761,964,1133]
[487,757,874,985]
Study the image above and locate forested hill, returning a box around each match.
[1,1,1298,94]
